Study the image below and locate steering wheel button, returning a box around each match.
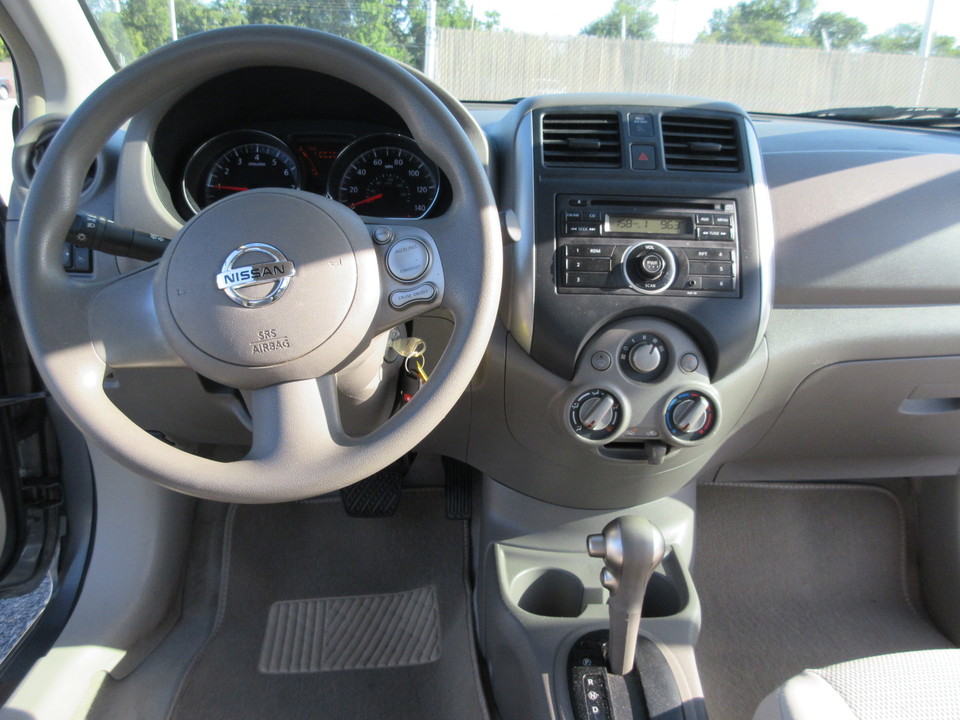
[373,226,394,244]
[389,283,437,309]
[386,237,430,282]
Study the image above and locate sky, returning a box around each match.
[467,0,956,45]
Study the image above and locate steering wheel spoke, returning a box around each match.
[88,266,185,369]
[246,376,345,466]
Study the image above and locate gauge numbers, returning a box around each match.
[203,142,299,206]
[330,135,440,219]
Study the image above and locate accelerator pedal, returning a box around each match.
[443,457,474,519]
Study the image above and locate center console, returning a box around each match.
[467,94,774,720]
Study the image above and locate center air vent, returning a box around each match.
[542,114,621,168]
[661,115,740,172]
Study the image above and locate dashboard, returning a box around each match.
[16,62,960,511]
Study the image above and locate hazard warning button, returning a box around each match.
[629,144,657,171]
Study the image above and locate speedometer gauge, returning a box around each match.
[329,135,439,219]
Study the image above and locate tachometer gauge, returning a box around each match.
[329,134,440,219]
[183,131,300,213]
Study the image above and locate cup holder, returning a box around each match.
[508,552,688,619]
[513,568,587,618]
[643,556,688,618]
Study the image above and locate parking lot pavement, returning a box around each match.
[0,573,53,663]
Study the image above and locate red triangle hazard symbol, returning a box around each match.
[638,152,649,161]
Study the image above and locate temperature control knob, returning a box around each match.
[570,389,622,442]
[664,390,717,443]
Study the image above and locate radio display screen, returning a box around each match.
[604,214,692,236]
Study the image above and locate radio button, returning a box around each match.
[714,215,732,227]
[697,227,732,241]
[695,213,714,225]
[566,257,611,272]
[566,244,613,257]
[703,277,735,291]
[563,210,583,221]
[564,271,611,288]
[708,262,733,276]
[584,210,601,222]
[569,198,589,206]
[691,261,734,276]
[565,223,601,236]
[686,248,731,261]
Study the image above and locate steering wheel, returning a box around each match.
[8,26,502,503]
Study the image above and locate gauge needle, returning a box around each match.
[210,184,250,191]
[350,193,384,209]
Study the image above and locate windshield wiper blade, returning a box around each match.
[793,106,960,129]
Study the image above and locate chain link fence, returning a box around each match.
[436,28,960,113]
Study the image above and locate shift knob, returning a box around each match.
[586,516,666,675]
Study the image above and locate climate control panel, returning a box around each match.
[564,318,720,460]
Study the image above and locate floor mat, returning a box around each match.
[694,483,954,720]
[168,489,489,720]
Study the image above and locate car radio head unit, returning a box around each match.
[556,194,740,297]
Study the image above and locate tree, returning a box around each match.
[581,0,657,41]
[88,0,500,69]
[865,24,960,57]
[697,0,816,47]
[808,11,865,50]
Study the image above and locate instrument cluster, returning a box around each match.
[181,129,442,220]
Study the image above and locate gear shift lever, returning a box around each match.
[587,516,666,675]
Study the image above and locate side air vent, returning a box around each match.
[661,115,740,172]
[542,114,622,168]
[16,120,100,195]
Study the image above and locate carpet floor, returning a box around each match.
[694,483,954,720]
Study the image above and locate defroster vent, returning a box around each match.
[542,114,622,168]
[662,114,740,172]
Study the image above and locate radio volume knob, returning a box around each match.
[638,252,666,279]
[622,241,677,295]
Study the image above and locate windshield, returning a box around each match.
[82,0,960,114]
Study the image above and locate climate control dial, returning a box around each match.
[664,390,717,443]
[570,389,623,442]
[619,332,669,382]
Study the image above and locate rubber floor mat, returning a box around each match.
[259,586,441,673]
[694,483,954,720]
[168,489,488,720]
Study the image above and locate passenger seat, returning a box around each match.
[753,649,960,719]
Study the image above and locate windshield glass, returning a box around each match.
[82,0,960,114]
